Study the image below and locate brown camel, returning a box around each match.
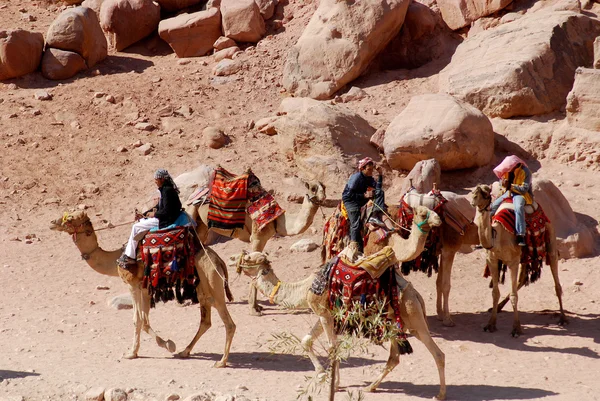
[186,180,327,315]
[469,185,567,336]
[50,210,236,366]
[235,245,446,400]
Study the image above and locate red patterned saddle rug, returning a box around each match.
[397,190,446,277]
[247,192,285,232]
[489,199,551,284]
[207,167,259,230]
[322,203,350,262]
[141,226,199,307]
[328,257,411,353]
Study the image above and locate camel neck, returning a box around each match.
[389,226,428,262]
[72,228,121,277]
[275,195,318,236]
[254,268,313,309]
[474,209,493,249]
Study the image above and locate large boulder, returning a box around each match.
[270,97,378,188]
[255,0,278,20]
[41,48,87,80]
[533,180,595,259]
[0,29,44,80]
[282,0,410,99]
[221,0,265,43]
[566,67,600,131]
[383,93,494,171]
[155,0,202,12]
[437,0,513,30]
[439,11,600,118]
[82,0,105,15]
[100,0,161,51]
[46,6,107,68]
[158,8,222,57]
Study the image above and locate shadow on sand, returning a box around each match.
[0,369,40,381]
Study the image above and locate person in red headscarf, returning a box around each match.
[341,157,384,252]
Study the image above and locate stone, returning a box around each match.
[213,36,236,50]
[290,239,319,252]
[214,46,240,62]
[181,392,215,401]
[566,67,600,131]
[439,11,600,118]
[164,395,180,401]
[84,387,106,401]
[41,48,87,80]
[203,126,229,149]
[221,0,265,43]
[594,36,600,69]
[82,0,105,15]
[108,293,133,309]
[213,58,242,76]
[45,6,107,68]
[255,0,278,20]
[158,8,222,58]
[283,0,410,99]
[104,388,127,401]
[100,0,161,51]
[339,86,367,103]
[255,116,278,135]
[573,280,583,286]
[437,0,513,30]
[174,164,215,200]
[383,93,494,171]
[0,29,44,80]
[369,128,385,151]
[34,91,53,101]
[135,122,155,131]
[137,143,153,155]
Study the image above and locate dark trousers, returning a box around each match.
[347,209,363,252]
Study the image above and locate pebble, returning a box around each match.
[34,91,52,101]
[177,59,191,65]
[573,280,583,286]
[96,285,110,290]
[117,146,128,152]
[84,386,105,401]
[135,122,156,131]
[137,143,153,155]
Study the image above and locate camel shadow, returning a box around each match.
[438,310,600,358]
[0,369,40,381]
[183,351,378,372]
[356,381,557,400]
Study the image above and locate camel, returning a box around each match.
[50,210,236,366]
[469,185,567,336]
[186,180,327,315]
[235,238,446,399]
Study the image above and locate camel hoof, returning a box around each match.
[435,392,447,400]
[559,317,569,326]
[174,351,190,359]
[166,340,176,353]
[483,324,497,333]
[511,328,523,337]
[364,385,376,393]
[442,318,455,327]
[249,308,263,316]
[122,353,137,360]
[213,361,227,368]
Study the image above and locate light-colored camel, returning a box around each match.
[235,246,446,399]
[469,185,566,336]
[50,210,236,366]
[186,180,327,315]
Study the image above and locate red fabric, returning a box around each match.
[247,192,285,231]
[207,167,251,230]
[322,204,350,260]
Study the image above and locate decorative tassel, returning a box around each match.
[398,339,413,355]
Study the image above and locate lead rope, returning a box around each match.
[370,201,412,234]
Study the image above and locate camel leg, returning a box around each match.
[139,289,176,353]
[301,320,326,374]
[508,262,523,337]
[365,340,400,392]
[495,264,526,312]
[176,299,212,359]
[546,225,567,325]
[123,286,143,359]
[247,235,268,315]
[410,328,447,400]
[211,291,236,367]
[484,257,500,333]
[318,313,340,390]
[436,249,455,327]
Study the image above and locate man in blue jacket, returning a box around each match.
[342,157,384,253]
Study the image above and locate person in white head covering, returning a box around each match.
[491,155,533,246]
[341,157,384,253]
[117,169,183,267]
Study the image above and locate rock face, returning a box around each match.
[594,36,600,68]
[81,0,105,15]
[383,94,494,171]
[566,68,600,131]
[270,97,378,187]
[283,0,410,99]
[155,0,202,12]
[533,179,595,259]
[159,8,222,58]
[255,0,278,20]
[41,48,87,80]
[0,29,44,80]
[46,6,107,68]
[439,11,600,118]
[100,0,161,51]
[437,0,513,30]
[221,0,265,43]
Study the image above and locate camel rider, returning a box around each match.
[491,155,534,247]
[117,169,183,267]
[342,157,384,253]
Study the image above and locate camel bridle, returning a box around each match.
[62,214,100,260]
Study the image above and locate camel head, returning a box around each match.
[469,185,492,212]
[302,179,327,206]
[50,210,92,234]
[229,251,271,277]
[412,205,442,233]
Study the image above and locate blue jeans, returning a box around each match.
[347,209,364,252]
[491,192,526,236]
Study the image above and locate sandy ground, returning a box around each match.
[1,1,600,401]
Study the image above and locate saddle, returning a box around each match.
[140,226,200,307]
[497,199,539,215]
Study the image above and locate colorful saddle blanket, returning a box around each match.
[322,203,351,261]
[328,255,411,352]
[247,192,285,232]
[490,198,551,284]
[207,167,260,230]
[140,226,199,307]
